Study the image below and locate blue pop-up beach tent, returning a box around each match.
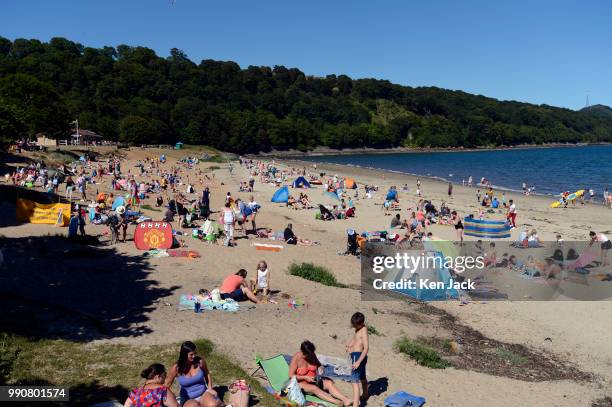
[323,190,341,201]
[391,240,459,301]
[271,186,289,203]
[292,176,311,188]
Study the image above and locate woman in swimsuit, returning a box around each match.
[124,363,179,407]
[451,211,464,246]
[289,341,353,406]
[166,341,222,407]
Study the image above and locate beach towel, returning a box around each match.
[167,249,201,258]
[254,243,283,252]
[384,391,426,407]
[178,294,241,312]
[568,251,598,270]
[144,249,170,258]
[317,355,355,382]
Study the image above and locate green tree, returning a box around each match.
[0,36,609,153]
[119,115,157,144]
[0,73,69,139]
[0,104,25,147]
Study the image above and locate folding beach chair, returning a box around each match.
[254,354,334,407]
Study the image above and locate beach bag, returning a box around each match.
[228,380,250,407]
[211,289,221,302]
[284,376,305,405]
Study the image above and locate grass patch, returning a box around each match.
[206,165,221,171]
[367,325,384,337]
[288,262,346,288]
[394,336,449,369]
[202,155,228,163]
[140,204,160,212]
[0,332,276,406]
[495,347,528,366]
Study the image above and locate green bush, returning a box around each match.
[288,262,346,287]
[395,337,449,369]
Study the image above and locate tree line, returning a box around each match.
[1,36,611,152]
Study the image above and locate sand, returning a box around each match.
[1,147,611,406]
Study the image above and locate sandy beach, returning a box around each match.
[1,146,611,407]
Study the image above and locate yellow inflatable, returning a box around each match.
[551,190,584,208]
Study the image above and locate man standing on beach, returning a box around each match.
[589,231,610,267]
[507,200,517,228]
[448,182,453,198]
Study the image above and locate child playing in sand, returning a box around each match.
[250,260,270,297]
[346,312,369,406]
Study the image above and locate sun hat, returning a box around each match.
[116,205,126,215]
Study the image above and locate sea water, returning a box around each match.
[300,145,612,197]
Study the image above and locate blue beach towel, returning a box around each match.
[384,391,426,407]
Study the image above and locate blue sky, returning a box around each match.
[2,0,611,110]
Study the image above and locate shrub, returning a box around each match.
[395,337,449,369]
[288,262,346,287]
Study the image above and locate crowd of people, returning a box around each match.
[125,311,371,407]
[5,149,610,407]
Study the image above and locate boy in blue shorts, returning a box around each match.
[347,312,369,405]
